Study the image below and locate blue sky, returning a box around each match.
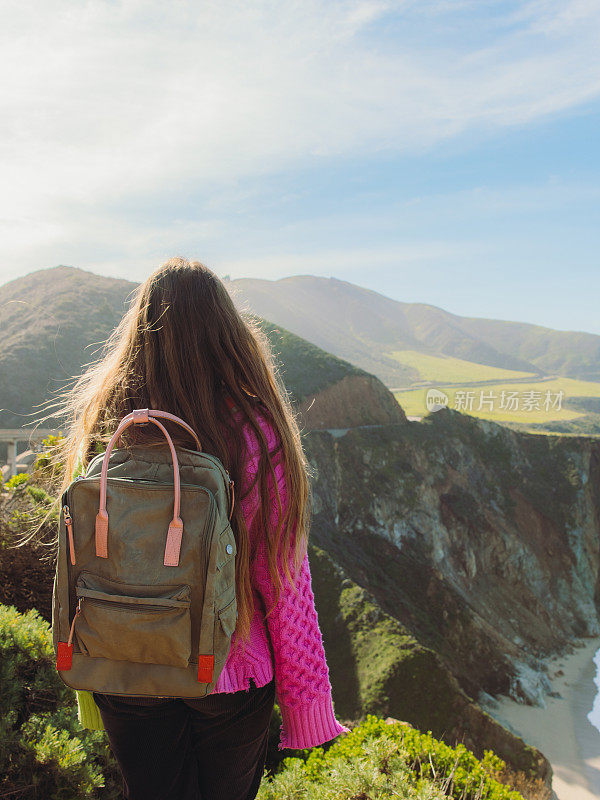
[1,0,599,334]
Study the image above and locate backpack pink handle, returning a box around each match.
[94,409,202,567]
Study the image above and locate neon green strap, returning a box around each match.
[76,690,105,731]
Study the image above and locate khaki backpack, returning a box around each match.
[52,408,238,698]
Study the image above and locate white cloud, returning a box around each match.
[1,0,599,280]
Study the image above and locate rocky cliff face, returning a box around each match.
[308,543,552,794]
[302,406,600,794]
[306,407,600,707]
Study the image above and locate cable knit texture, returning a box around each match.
[211,407,350,750]
[75,408,350,751]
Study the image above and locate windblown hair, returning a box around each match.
[41,257,311,651]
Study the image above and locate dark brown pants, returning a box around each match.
[93,677,276,800]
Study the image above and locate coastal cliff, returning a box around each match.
[305,407,600,711]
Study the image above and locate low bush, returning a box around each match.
[258,714,527,800]
[0,604,121,799]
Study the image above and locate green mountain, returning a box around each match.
[229,275,600,385]
[0,266,133,430]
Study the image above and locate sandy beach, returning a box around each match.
[482,636,600,800]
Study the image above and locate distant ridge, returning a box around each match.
[2,265,599,434]
[229,275,600,385]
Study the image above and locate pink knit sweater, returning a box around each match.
[210,408,350,751]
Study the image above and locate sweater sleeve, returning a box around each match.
[243,416,350,751]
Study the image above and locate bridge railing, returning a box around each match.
[0,429,60,479]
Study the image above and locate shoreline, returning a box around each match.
[481,636,600,800]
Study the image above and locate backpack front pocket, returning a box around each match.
[74,572,192,668]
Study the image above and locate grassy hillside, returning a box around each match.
[395,375,600,436]
[259,320,367,403]
[455,315,600,381]
[308,545,548,786]
[389,350,537,386]
[257,715,542,799]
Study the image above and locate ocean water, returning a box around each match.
[588,648,600,734]
[483,640,600,799]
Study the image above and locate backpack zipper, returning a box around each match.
[84,449,232,501]
[79,596,185,614]
[70,476,214,492]
[228,479,235,520]
[69,475,232,519]
[85,447,230,480]
[63,505,76,566]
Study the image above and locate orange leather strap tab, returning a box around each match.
[197,655,214,683]
[164,517,184,567]
[95,511,109,559]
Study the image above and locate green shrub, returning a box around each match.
[4,472,31,490]
[0,604,120,799]
[259,734,447,799]
[258,715,527,800]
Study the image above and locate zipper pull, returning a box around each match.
[56,599,82,672]
[68,599,82,646]
[63,505,76,566]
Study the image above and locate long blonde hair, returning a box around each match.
[42,258,311,649]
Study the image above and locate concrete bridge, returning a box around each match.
[0,429,59,478]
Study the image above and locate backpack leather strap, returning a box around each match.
[95,409,201,566]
